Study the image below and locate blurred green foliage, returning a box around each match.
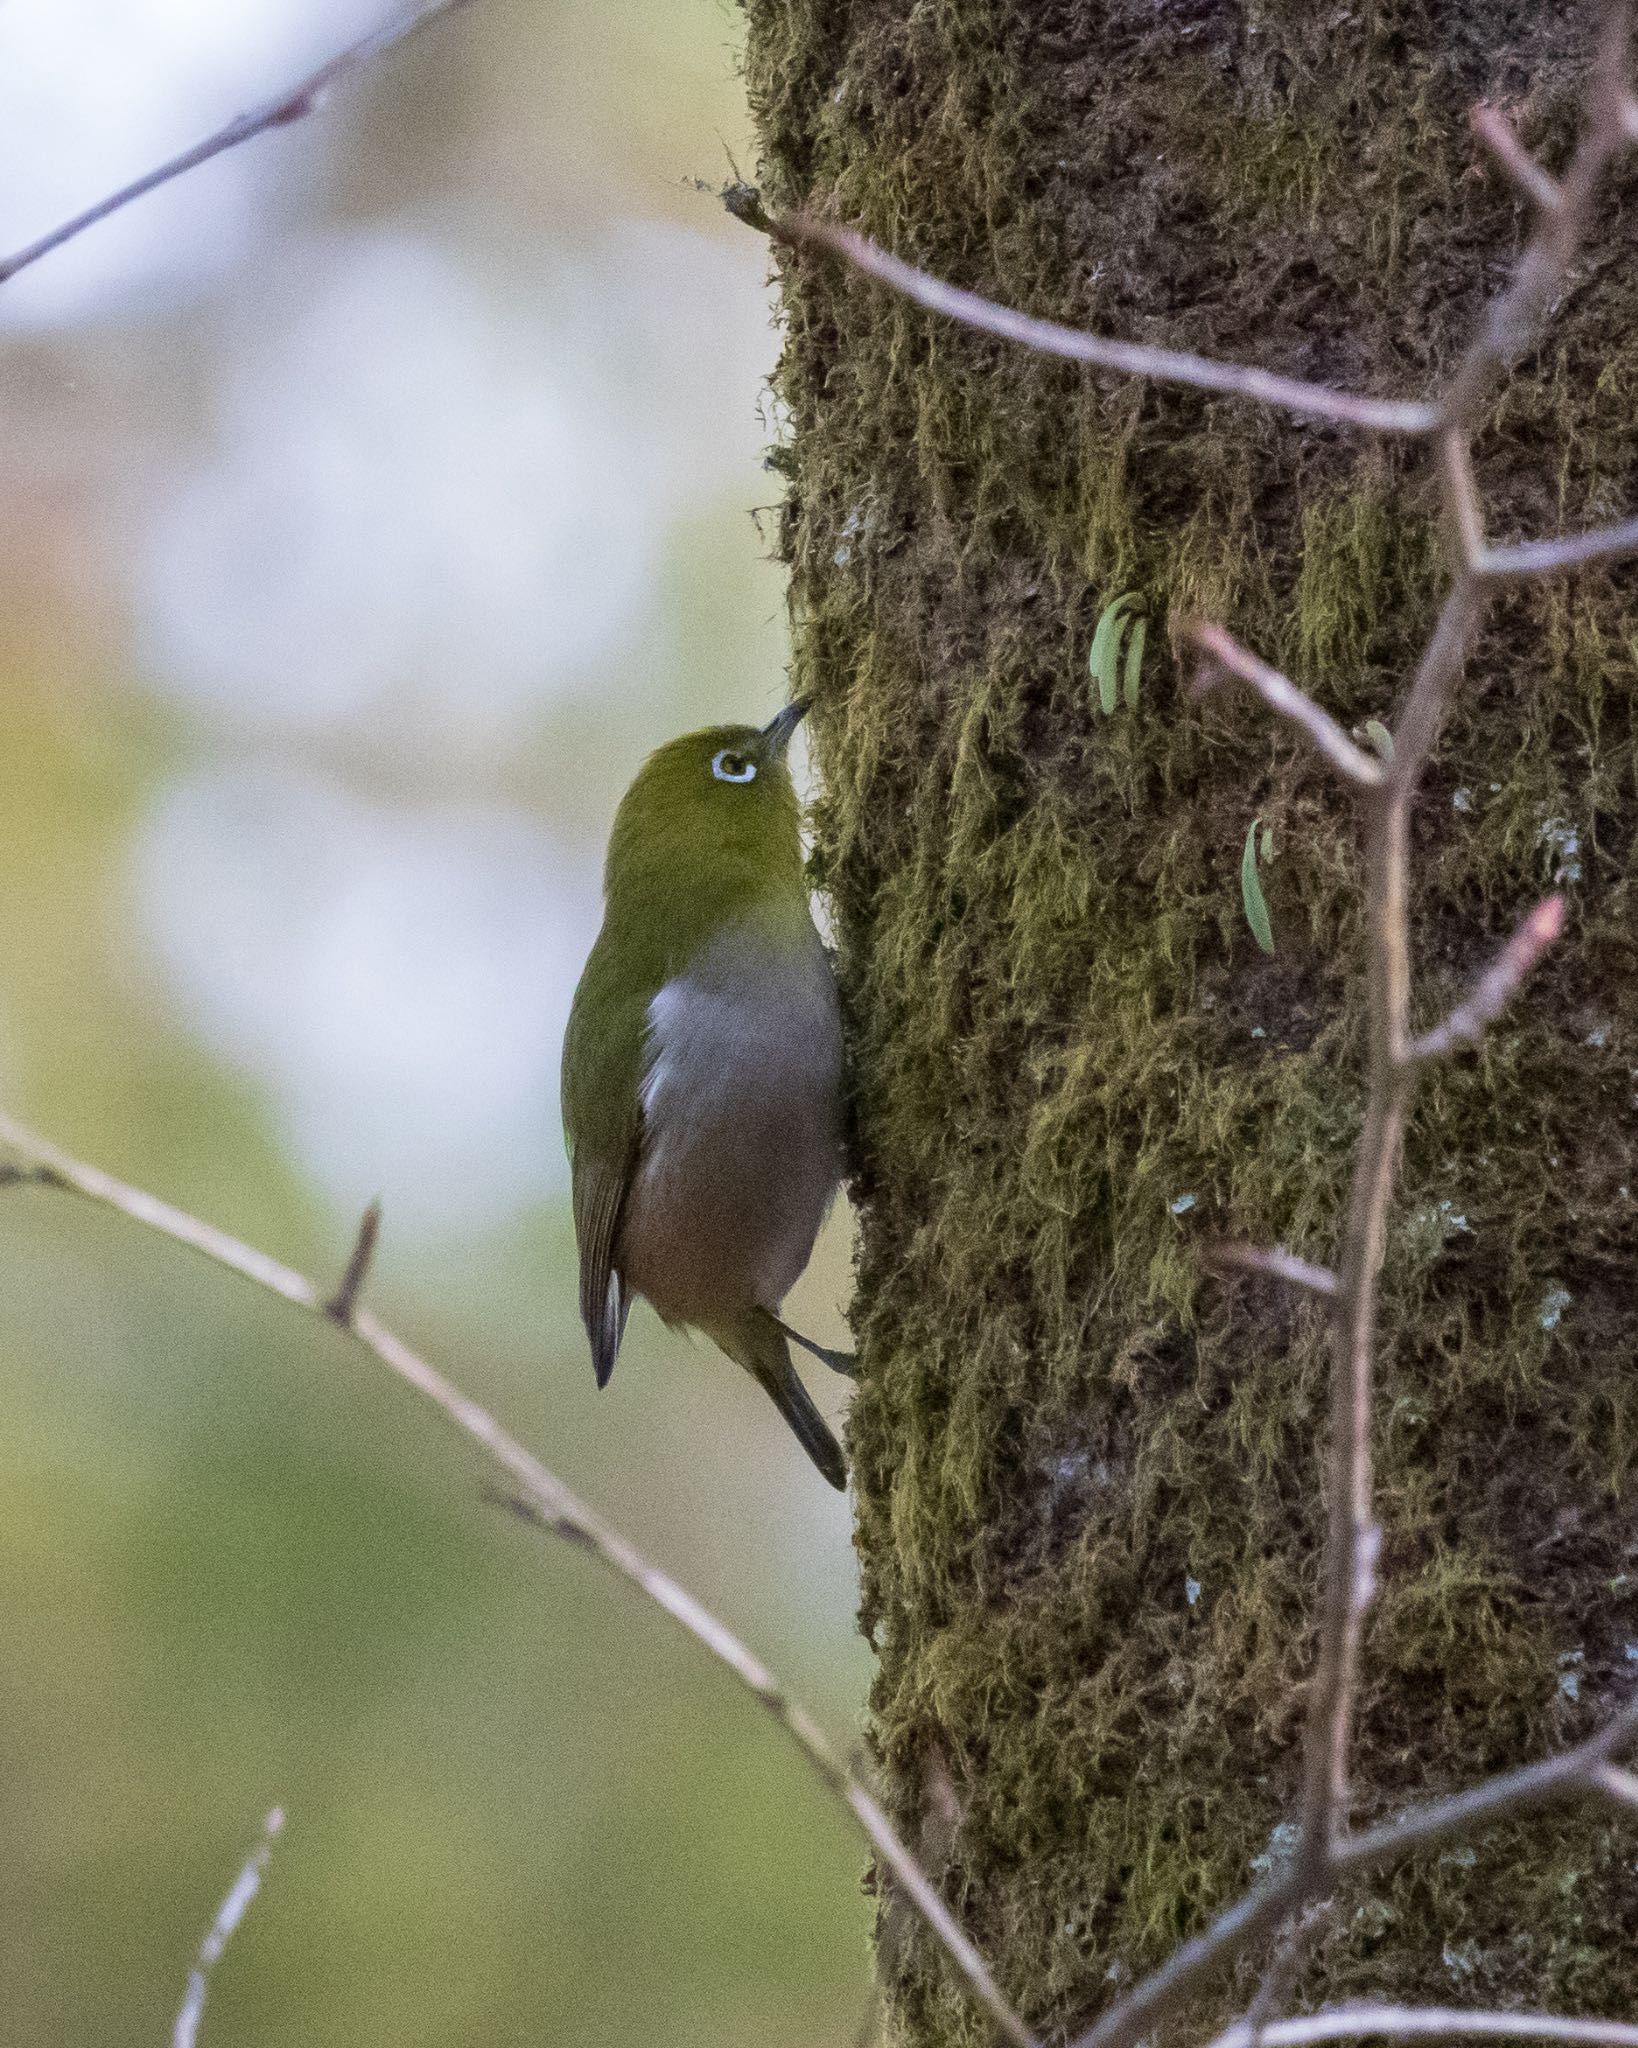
[0,2,871,2041]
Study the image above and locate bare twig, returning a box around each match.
[1471,103,1564,214]
[1075,1873,1305,2048]
[1477,515,1638,579]
[1593,1763,1638,1811]
[325,1199,382,1326]
[1439,4,1636,431]
[1071,1686,1638,2048]
[1411,898,1567,1060]
[1337,1692,1638,1872]
[1243,1903,1333,2048]
[1440,433,1490,575]
[1210,2005,1638,2048]
[1186,623,1385,788]
[0,0,477,289]
[1206,1245,1340,1298]
[0,1114,1037,2048]
[489,1491,1034,2048]
[779,219,1441,435]
[173,1807,285,2048]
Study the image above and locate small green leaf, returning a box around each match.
[1260,822,1274,863]
[1123,615,1148,710]
[1364,719,1394,763]
[1089,594,1134,716]
[1242,817,1275,955]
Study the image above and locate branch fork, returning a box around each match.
[1186,622,1385,789]
[1411,897,1568,1062]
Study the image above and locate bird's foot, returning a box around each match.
[775,1316,861,1379]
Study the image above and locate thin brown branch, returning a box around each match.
[1439,3,1635,429]
[1206,1244,1340,1298]
[1188,543,1479,1918]
[1477,514,1638,579]
[173,1807,286,2048]
[1071,1691,1638,2048]
[1284,605,1478,1892]
[780,8,1634,451]
[0,0,478,289]
[1337,1692,1638,1873]
[780,218,1442,435]
[1185,623,1385,788]
[1411,898,1567,1060]
[1307,601,1477,1781]
[325,1199,383,1326]
[1382,581,1483,824]
[1471,103,1565,214]
[0,1113,1038,2048]
[1072,1872,1307,2048]
[1211,2004,1638,2048]
[1440,433,1489,575]
[1243,1903,1334,2048]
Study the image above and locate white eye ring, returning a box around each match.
[711,749,757,784]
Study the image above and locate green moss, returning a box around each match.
[746,1,1638,2041]
[1289,486,1442,701]
[1194,114,1346,232]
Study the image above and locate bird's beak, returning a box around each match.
[760,697,812,759]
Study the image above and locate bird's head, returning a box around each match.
[604,700,812,909]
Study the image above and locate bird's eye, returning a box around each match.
[711,749,757,784]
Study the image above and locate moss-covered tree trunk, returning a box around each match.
[745,3,1638,2042]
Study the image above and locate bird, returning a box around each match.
[560,699,854,1489]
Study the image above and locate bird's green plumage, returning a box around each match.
[560,708,849,1487]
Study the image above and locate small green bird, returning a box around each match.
[560,700,853,1489]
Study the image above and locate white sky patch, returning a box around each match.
[0,0,382,326]
[133,223,775,750]
[131,760,602,1235]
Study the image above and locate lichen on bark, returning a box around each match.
[744,3,1638,2041]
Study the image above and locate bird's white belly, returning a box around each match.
[620,937,843,1326]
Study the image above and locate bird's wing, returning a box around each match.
[561,967,649,1389]
[571,1155,632,1388]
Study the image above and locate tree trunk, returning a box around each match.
[745,2,1638,2041]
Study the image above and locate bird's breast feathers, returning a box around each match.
[622,920,843,1317]
[639,931,840,1144]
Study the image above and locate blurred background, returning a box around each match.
[0,2,870,2041]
